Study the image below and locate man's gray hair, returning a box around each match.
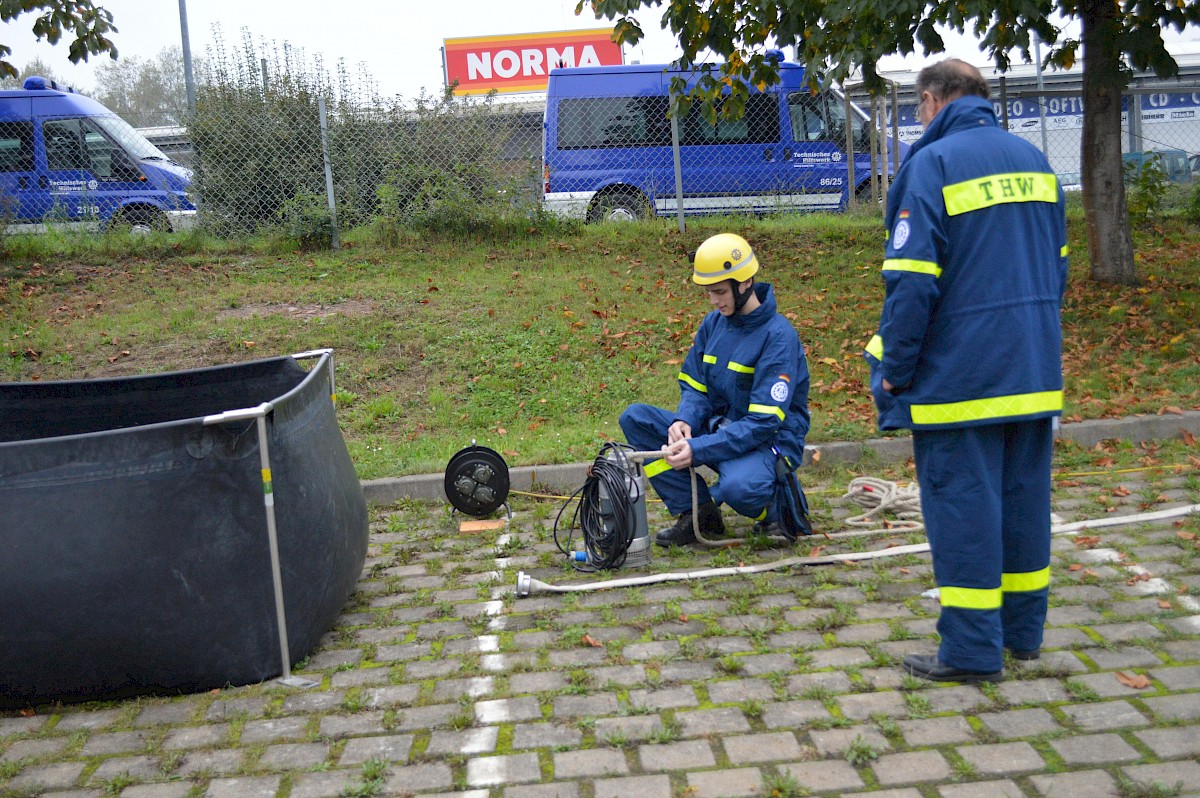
[915,59,990,102]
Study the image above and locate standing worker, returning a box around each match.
[621,233,811,546]
[864,59,1068,683]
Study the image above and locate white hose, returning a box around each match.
[515,498,1200,596]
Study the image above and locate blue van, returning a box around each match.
[542,54,907,221]
[0,77,195,233]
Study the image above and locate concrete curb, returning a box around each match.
[359,410,1200,506]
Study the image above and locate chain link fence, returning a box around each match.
[849,83,1200,190]
[167,78,1200,243]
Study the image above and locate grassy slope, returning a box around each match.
[2,208,1198,479]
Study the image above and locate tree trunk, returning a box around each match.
[1080,0,1139,285]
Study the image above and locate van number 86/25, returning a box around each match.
[818,177,844,187]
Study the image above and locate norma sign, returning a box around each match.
[443,29,623,95]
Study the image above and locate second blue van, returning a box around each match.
[542,53,907,222]
[0,77,195,233]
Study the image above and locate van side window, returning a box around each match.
[788,91,865,147]
[681,95,780,146]
[0,121,35,172]
[44,117,126,179]
[788,93,827,141]
[557,97,671,149]
[824,94,865,148]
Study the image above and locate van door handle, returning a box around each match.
[39,175,49,189]
[782,148,793,160]
[18,176,28,189]
[763,147,774,162]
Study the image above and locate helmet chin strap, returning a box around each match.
[731,279,754,313]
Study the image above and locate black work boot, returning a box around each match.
[655,501,725,547]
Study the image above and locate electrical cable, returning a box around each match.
[552,442,644,572]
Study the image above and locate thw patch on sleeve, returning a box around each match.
[770,381,789,402]
[892,219,911,250]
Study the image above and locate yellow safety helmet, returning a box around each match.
[692,233,760,285]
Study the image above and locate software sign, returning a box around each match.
[444,29,623,95]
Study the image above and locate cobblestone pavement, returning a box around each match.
[3,449,1200,798]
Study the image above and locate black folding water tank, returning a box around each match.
[0,352,368,708]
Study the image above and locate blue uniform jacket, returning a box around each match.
[864,96,1069,431]
[676,282,810,465]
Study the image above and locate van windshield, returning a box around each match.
[92,114,171,161]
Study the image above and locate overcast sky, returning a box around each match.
[2,1,1197,99]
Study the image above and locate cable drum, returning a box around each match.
[444,444,510,516]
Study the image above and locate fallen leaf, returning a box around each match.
[898,567,910,574]
[581,634,602,648]
[1074,535,1102,547]
[1178,531,1197,541]
[1068,563,1082,571]
[678,614,688,623]
[808,546,824,558]
[19,708,34,717]
[1112,486,1132,497]
[1115,671,1151,689]
[1158,600,1172,609]
[1083,569,1100,578]
[1182,429,1196,446]
[810,449,822,463]
[1126,572,1151,585]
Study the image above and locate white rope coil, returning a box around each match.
[842,476,924,534]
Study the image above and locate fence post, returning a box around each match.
[1128,92,1143,153]
[317,97,340,250]
[845,90,856,210]
[671,112,685,234]
[890,82,899,174]
[869,94,880,205]
[999,76,1009,129]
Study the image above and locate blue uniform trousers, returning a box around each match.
[619,403,777,521]
[912,418,1053,673]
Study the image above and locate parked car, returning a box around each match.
[1121,149,1192,184]
[0,76,195,233]
[1057,171,1082,192]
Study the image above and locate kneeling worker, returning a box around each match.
[620,233,811,546]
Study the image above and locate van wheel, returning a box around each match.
[111,208,170,234]
[854,182,883,206]
[588,191,649,223]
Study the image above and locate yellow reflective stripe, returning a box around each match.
[865,334,883,360]
[1002,566,1050,593]
[1060,244,1069,258]
[644,458,672,478]
[748,403,785,421]
[883,258,942,277]
[943,172,1059,216]
[753,505,768,521]
[678,372,707,393]
[703,354,717,364]
[939,585,1002,610]
[911,390,1063,425]
[727,361,754,374]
